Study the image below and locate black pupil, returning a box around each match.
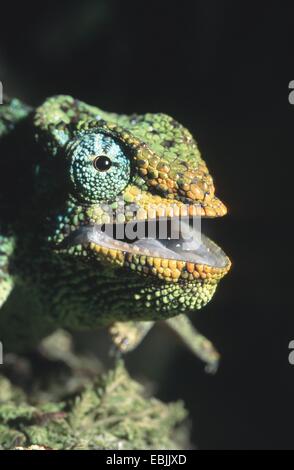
[93,155,112,171]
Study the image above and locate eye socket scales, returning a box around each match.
[67,130,131,204]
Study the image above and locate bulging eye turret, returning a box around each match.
[67,130,131,203]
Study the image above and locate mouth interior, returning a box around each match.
[64,218,228,268]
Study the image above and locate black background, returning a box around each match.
[0,0,293,449]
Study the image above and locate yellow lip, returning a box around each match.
[87,239,231,284]
[116,184,227,222]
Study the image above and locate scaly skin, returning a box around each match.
[0,95,231,370]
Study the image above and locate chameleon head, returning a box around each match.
[34,96,231,320]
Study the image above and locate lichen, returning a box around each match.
[0,360,187,450]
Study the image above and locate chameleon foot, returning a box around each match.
[164,314,220,373]
[109,321,154,353]
[0,236,14,308]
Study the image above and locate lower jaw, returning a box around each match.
[83,238,231,285]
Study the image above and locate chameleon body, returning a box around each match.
[0,96,231,369]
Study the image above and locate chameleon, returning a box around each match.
[0,95,231,371]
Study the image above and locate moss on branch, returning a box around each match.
[0,359,188,450]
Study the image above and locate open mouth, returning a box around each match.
[62,217,229,269]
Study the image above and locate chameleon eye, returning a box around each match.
[67,132,131,203]
[93,155,112,172]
